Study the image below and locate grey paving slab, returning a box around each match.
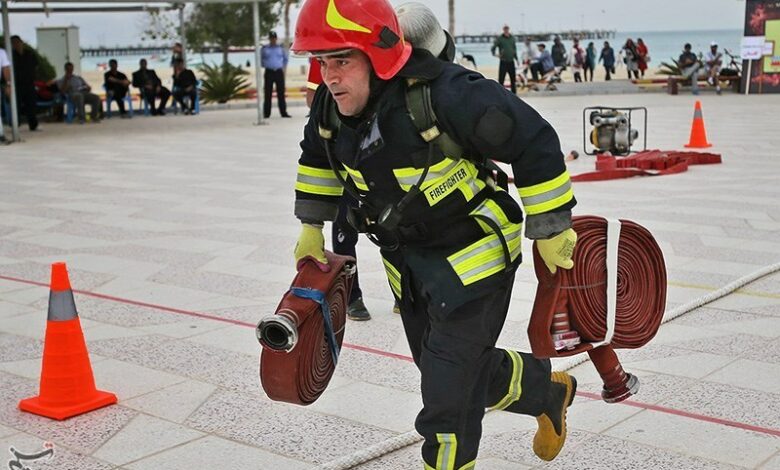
[185,388,397,464]
[1,93,779,469]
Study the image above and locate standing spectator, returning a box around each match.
[261,31,290,118]
[636,38,649,78]
[584,42,596,82]
[521,37,540,81]
[622,39,640,79]
[132,59,171,116]
[10,36,38,131]
[704,41,723,94]
[569,38,585,83]
[104,59,131,118]
[0,47,10,142]
[551,36,567,70]
[678,43,701,95]
[172,59,198,114]
[52,62,101,124]
[170,42,184,75]
[599,41,615,81]
[490,25,518,93]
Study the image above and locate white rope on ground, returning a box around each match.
[315,261,780,470]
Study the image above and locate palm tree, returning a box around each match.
[283,0,299,47]
[448,0,455,35]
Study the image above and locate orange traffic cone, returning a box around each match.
[684,100,712,148]
[18,262,117,420]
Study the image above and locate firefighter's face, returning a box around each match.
[319,50,371,117]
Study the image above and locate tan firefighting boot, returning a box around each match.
[533,371,577,461]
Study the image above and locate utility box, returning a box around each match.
[36,26,80,76]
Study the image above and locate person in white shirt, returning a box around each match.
[0,48,11,142]
[521,38,540,81]
[569,38,586,83]
[704,41,723,94]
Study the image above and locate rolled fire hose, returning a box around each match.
[315,221,780,470]
[527,215,666,403]
[257,251,355,405]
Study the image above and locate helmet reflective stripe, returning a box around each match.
[326,0,371,33]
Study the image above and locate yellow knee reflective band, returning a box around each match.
[490,350,524,410]
[382,257,402,300]
[436,433,457,470]
[296,165,345,196]
[517,171,574,215]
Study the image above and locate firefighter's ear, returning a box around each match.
[475,106,513,147]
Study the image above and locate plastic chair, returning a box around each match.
[103,85,134,118]
[172,80,201,115]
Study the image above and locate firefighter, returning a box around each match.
[291,0,578,467]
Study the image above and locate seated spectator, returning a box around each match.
[132,59,170,116]
[104,59,131,118]
[678,43,702,95]
[534,43,560,90]
[50,62,101,124]
[704,41,723,94]
[521,38,539,81]
[171,59,197,115]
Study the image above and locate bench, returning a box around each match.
[666,74,741,94]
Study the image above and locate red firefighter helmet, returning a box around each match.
[292,0,412,80]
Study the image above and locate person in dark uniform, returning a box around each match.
[104,59,131,117]
[261,31,291,118]
[289,1,579,468]
[172,59,198,115]
[10,36,39,130]
[132,59,171,116]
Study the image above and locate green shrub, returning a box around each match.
[199,62,250,104]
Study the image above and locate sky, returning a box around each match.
[4,0,748,48]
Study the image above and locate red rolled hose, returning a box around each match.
[257,252,355,405]
[528,215,667,402]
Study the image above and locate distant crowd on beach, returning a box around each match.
[488,24,734,94]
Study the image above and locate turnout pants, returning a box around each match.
[332,194,362,303]
[398,268,552,469]
[263,68,287,117]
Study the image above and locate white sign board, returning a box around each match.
[741,36,768,60]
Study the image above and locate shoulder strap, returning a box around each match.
[404,78,464,160]
[404,78,509,191]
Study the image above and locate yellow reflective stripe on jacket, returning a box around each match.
[490,350,524,410]
[517,170,574,215]
[394,158,484,206]
[295,165,345,197]
[471,198,510,233]
[447,224,522,286]
[342,164,369,191]
[382,257,402,300]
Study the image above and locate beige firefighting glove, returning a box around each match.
[536,228,577,274]
[294,223,330,272]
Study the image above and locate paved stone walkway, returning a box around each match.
[0,92,778,469]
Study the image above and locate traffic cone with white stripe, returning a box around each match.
[18,262,117,420]
[684,100,712,148]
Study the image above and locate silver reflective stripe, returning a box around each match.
[296,174,342,188]
[395,159,460,187]
[449,229,521,268]
[456,237,522,281]
[48,290,78,321]
[694,109,703,119]
[520,180,572,207]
